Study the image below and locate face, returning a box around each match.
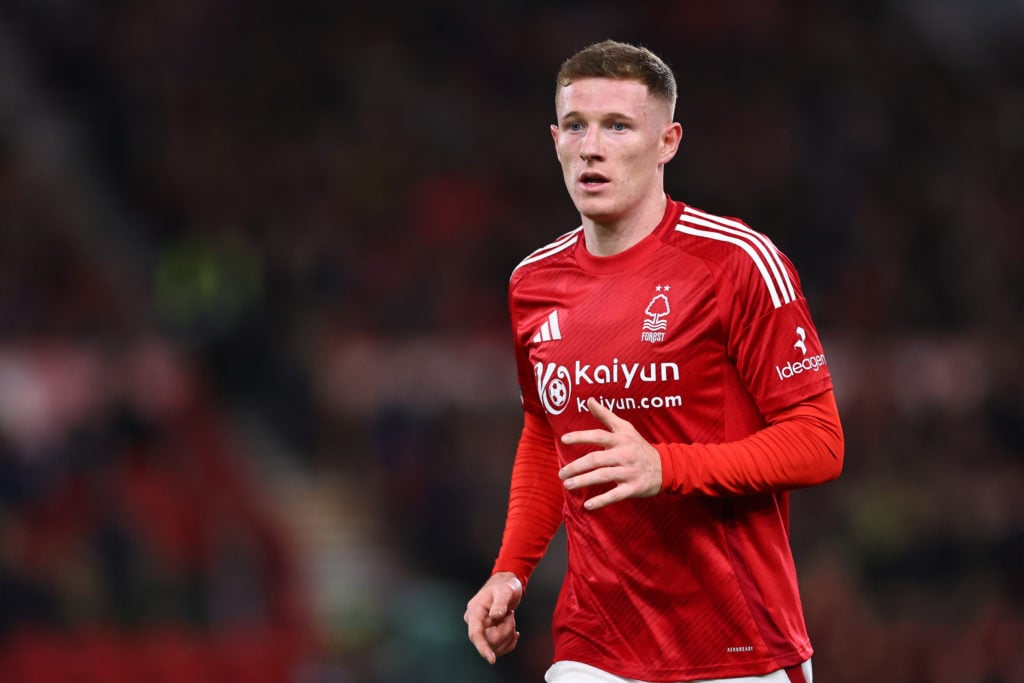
[551,78,681,227]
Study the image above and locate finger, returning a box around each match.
[493,629,521,657]
[476,611,517,663]
[489,588,515,619]
[562,467,618,491]
[467,618,497,664]
[489,576,523,618]
[582,484,630,511]
[484,617,516,648]
[561,427,617,447]
[465,600,490,624]
[585,397,627,431]
[558,451,617,480]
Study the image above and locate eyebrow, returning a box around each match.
[558,110,638,122]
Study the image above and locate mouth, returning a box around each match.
[578,172,610,191]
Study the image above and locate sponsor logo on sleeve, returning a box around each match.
[775,325,827,380]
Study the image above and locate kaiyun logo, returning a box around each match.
[534,358,682,415]
[535,362,572,414]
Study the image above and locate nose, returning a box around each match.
[579,127,603,161]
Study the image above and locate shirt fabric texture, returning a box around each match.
[499,198,835,681]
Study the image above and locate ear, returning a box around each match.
[550,124,560,156]
[660,122,683,164]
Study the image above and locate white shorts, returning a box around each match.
[544,659,812,683]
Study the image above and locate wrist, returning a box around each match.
[490,569,527,593]
[655,442,687,494]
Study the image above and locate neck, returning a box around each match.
[582,192,667,257]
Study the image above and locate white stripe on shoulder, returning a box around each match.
[512,227,583,275]
[682,207,796,302]
[677,210,792,309]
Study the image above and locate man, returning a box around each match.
[465,40,843,683]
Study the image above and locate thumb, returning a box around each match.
[488,601,508,619]
[489,577,523,617]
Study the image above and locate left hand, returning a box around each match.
[464,572,523,664]
[559,397,663,510]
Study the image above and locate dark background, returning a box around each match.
[0,1,1021,681]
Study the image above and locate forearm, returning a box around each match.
[492,410,564,587]
[658,390,844,496]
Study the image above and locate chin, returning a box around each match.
[573,196,619,223]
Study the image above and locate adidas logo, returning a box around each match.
[532,310,562,343]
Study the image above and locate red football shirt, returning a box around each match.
[507,197,834,681]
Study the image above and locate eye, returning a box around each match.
[567,121,584,132]
[611,121,628,132]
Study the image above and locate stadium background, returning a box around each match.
[0,1,1021,681]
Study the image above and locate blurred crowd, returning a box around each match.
[0,1,1022,682]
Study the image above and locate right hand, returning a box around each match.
[464,572,524,664]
